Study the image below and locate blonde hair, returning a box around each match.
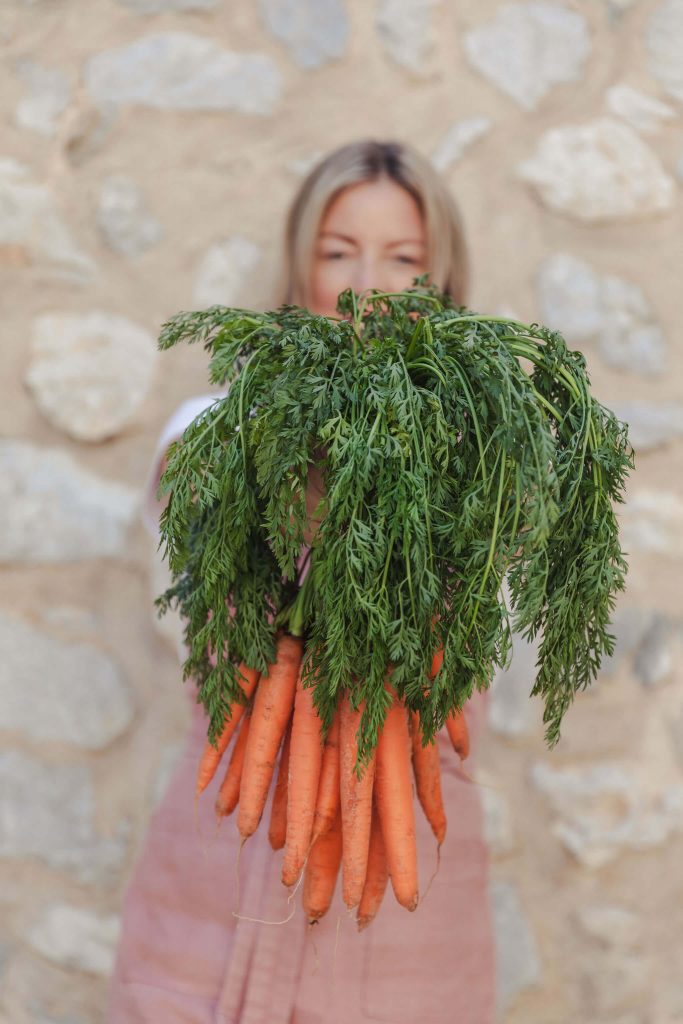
[273,138,470,310]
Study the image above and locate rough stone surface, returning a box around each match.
[0,949,95,1024]
[611,400,683,451]
[0,612,134,749]
[605,82,676,133]
[25,905,121,975]
[62,103,117,167]
[192,236,262,308]
[653,977,683,1022]
[580,949,653,1015]
[152,742,184,808]
[375,0,441,74]
[463,2,591,110]
[96,175,163,257]
[488,629,543,738]
[669,704,683,775]
[491,880,542,1015]
[147,543,188,658]
[259,0,349,70]
[607,0,640,11]
[0,440,139,563]
[286,151,324,177]
[645,0,683,104]
[517,118,675,221]
[633,613,678,687]
[597,277,667,373]
[619,490,683,557]
[14,60,71,136]
[575,904,641,948]
[0,159,95,283]
[431,117,492,171]
[536,252,667,375]
[85,33,282,115]
[118,0,218,10]
[530,760,683,868]
[597,606,657,676]
[0,751,128,881]
[479,778,516,855]
[25,311,158,442]
[39,605,100,634]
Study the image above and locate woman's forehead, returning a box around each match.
[320,179,424,228]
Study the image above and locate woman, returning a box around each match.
[107,138,496,1024]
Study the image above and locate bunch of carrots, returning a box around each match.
[195,630,469,929]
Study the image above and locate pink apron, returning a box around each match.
[106,400,496,1024]
[106,687,495,1024]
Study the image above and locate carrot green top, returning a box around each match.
[154,275,634,764]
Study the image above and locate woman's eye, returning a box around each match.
[322,251,346,259]
[396,256,416,264]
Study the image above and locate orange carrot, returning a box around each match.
[303,806,343,923]
[374,683,418,912]
[410,710,447,845]
[267,716,293,851]
[429,644,470,759]
[430,646,444,679]
[214,712,251,818]
[311,712,340,844]
[196,663,260,797]
[357,801,389,931]
[237,633,302,840]
[445,708,470,760]
[339,691,376,910]
[282,671,324,886]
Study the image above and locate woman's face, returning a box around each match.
[307,176,428,319]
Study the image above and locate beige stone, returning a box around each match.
[0,160,95,282]
[463,2,591,110]
[575,904,641,948]
[531,759,683,868]
[0,750,128,881]
[14,60,71,137]
[0,440,139,562]
[491,880,542,1014]
[605,82,677,134]
[84,32,283,115]
[432,117,492,171]
[619,490,683,557]
[0,611,134,749]
[25,905,121,975]
[535,251,667,374]
[646,0,683,104]
[518,117,676,221]
[192,236,263,308]
[26,311,158,442]
[375,0,442,75]
[259,0,350,70]
[97,175,163,257]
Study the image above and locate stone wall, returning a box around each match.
[1,1,682,1021]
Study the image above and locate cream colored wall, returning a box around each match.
[1,1,682,1021]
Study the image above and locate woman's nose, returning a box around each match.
[350,258,384,296]
[350,269,372,295]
